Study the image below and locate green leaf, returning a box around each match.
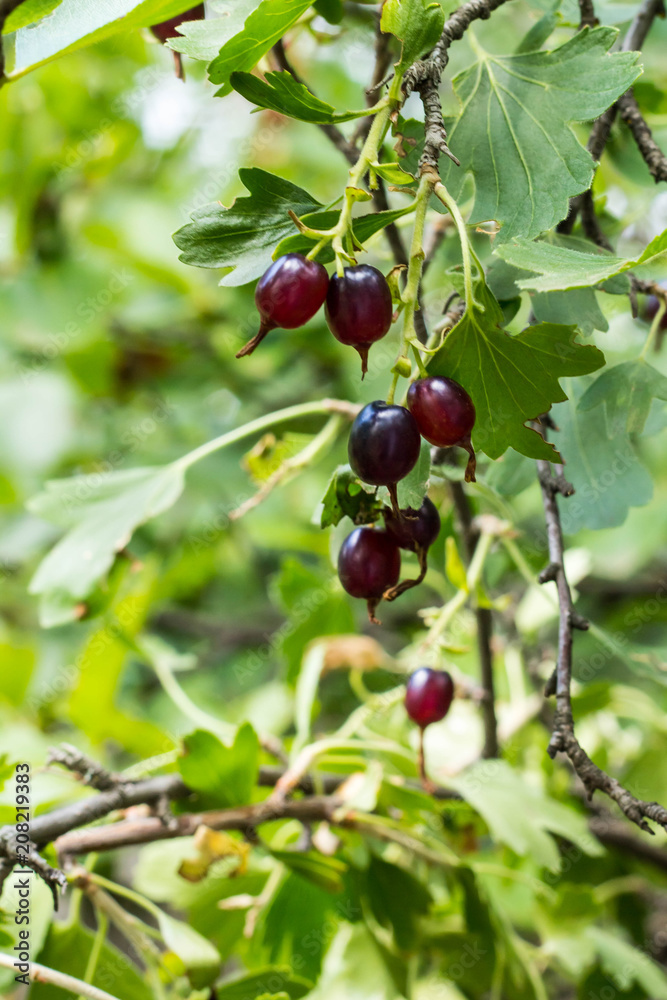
[450,759,603,872]
[179,724,260,808]
[156,911,221,988]
[427,276,605,462]
[532,288,609,335]
[167,0,258,61]
[494,228,667,292]
[30,923,152,1000]
[273,204,415,261]
[216,968,312,1000]
[378,437,431,509]
[270,851,348,894]
[306,922,401,1000]
[439,27,641,241]
[445,536,468,591]
[585,927,667,998]
[3,0,62,33]
[550,377,654,533]
[319,465,384,529]
[313,0,343,23]
[3,0,203,79]
[366,855,432,950]
[27,465,185,609]
[370,160,415,185]
[208,0,313,96]
[381,0,446,77]
[173,168,322,287]
[230,71,370,123]
[578,360,667,436]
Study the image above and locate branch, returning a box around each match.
[46,744,124,791]
[617,90,667,183]
[577,0,599,27]
[449,481,498,759]
[0,953,123,1000]
[537,459,667,835]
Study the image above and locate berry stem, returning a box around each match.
[417,726,436,794]
[433,180,474,312]
[640,296,666,359]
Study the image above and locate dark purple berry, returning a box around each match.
[384,497,440,553]
[338,526,400,623]
[405,667,454,728]
[237,253,329,358]
[407,376,476,482]
[150,4,205,42]
[348,401,421,489]
[645,281,667,331]
[325,265,393,377]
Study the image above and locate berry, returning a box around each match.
[150,5,205,42]
[384,496,441,553]
[348,401,421,490]
[407,376,477,482]
[325,265,393,377]
[237,254,329,358]
[150,4,205,78]
[338,526,400,623]
[405,667,454,728]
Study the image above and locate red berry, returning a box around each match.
[325,265,393,377]
[348,401,421,488]
[405,667,454,728]
[237,253,329,358]
[384,497,440,553]
[338,526,400,623]
[407,376,477,482]
[150,4,205,42]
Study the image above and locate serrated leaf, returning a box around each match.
[381,0,446,76]
[27,465,185,604]
[578,360,667,436]
[439,27,641,241]
[231,70,370,123]
[3,0,201,79]
[3,0,62,33]
[551,377,653,533]
[532,288,609,335]
[427,275,605,462]
[173,168,322,286]
[495,228,667,291]
[320,465,384,528]
[179,725,260,808]
[274,205,414,261]
[208,0,312,96]
[167,0,258,61]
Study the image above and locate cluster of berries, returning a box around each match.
[339,379,475,621]
[245,253,477,622]
[238,252,393,376]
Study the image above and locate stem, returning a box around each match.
[433,180,474,308]
[640,298,666,358]
[85,872,164,925]
[0,953,122,1000]
[136,637,235,741]
[331,102,392,267]
[78,911,108,1000]
[173,398,357,472]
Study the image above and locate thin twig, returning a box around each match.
[47,744,126,792]
[538,458,667,834]
[577,0,599,28]
[617,90,667,183]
